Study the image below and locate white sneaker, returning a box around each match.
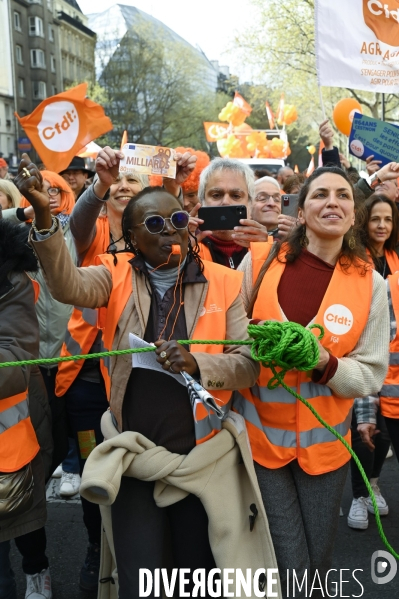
[51,464,62,478]
[386,446,393,458]
[365,480,389,516]
[347,497,369,529]
[59,471,80,497]
[25,568,52,598]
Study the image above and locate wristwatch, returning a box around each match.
[367,173,381,190]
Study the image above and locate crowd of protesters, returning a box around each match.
[1,120,399,599]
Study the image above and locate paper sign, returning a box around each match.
[348,113,399,166]
[129,333,185,386]
[119,143,176,178]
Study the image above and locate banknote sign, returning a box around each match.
[119,143,177,178]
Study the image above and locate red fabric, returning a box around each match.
[277,248,338,382]
[207,235,242,258]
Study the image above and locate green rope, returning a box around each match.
[0,321,396,557]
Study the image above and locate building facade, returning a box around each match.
[3,0,95,158]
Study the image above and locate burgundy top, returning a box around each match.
[278,249,339,384]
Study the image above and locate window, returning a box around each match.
[16,45,23,65]
[47,0,52,10]
[30,49,46,68]
[50,54,56,72]
[51,85,57,96]
[28,0,42,4]
[48,25,54,42]
[18,78,25,97]
[29,16,44,37]
[14,12,21,31]
[32,81,46,100]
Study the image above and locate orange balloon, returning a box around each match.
[333,98,363,136]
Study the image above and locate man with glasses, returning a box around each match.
[251,176,283,238]
[191,158,269,269]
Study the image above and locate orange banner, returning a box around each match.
[15,83,113,172]
[277,93,285,125]
[120,130,128,150]
[203,122,229,142]
[233,92,252,116]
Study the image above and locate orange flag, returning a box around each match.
[265,102,275,129]
[277,93,285,125]
[318,140,325,168]
[120,130,128,150]
[15,83,113,172]
[203,122,229,142]
[306,156,315,178]
[233,92,252,116]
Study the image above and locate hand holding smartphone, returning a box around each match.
[197,205,247,231]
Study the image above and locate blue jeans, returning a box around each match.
[0,541,17,599]
[62,437,80,474]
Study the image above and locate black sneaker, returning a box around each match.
[79,543,100,593]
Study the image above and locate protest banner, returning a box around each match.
[315,0,399,93]
[15,83,113,172]
[348,112,399,165]
[203,122,229,142]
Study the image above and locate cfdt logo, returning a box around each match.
[371,550,397,584]
[323,304,353,336]
[363,0,399,46]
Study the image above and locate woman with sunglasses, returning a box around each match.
[47,148,196,592]
[16,155,260,598]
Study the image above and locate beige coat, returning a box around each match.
[31,225,260,429]
[81,410,282,599]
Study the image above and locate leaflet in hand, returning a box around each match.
[129,333,185,386]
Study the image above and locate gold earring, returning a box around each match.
[348,228,356,250]
[300,227,309,248]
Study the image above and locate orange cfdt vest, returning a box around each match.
[96,252,243,444]
[0,278,41,472]
[234,242,372,475]
[380,272,399,418]
[55,216,110,396]
[366,248,399,275]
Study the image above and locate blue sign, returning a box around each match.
[18,137,31,151]
[349,113,399,166]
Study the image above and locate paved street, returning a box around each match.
[9,455,399,598]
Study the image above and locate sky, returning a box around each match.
[77,0,256,80]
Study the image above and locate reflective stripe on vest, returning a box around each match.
[234,242,372,474]
[380,272,399,418]
[55,217,110,396]
[95,252,243,444]
[0,391,40,472]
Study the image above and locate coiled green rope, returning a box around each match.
[0,321,396,558]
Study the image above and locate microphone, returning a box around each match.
[171,244,181,255]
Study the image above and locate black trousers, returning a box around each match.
[64,377,109,545]
[39,366,69,475]
[350,409,390,498]
[111,477,216,599]
[15,528,48,575]
[385,417,399,462]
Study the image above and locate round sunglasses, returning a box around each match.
[133,210,190,234]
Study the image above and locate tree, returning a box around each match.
[234,0,399,141]
[96,18,224,151]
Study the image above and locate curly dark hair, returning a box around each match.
[248,166,370,317]
[108,186,205,273]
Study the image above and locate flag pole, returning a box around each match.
[318,85,326,121]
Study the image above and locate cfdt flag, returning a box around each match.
[315,0,399,93]
[15,83,113,172]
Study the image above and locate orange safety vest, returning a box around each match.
[366,248,399,275]
[55,216,110,396]
[234,242,373,475]
[380,272,399,418]
[0,277,41,472]
[95,252,243,444]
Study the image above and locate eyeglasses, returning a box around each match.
[47,187,62,197]
[133,211,190,234]
[254,193,281,203]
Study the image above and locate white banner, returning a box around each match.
[315,0,399,92]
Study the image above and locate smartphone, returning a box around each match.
[198,205,247,231]
[281,194,300,218]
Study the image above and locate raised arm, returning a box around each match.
[14,154,113,309]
